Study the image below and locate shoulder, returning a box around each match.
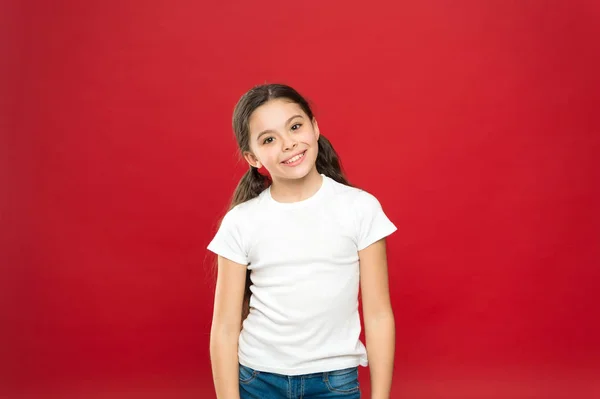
[326,177,383,209]
[222,191,267,226]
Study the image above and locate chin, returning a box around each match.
[276,169,309,181]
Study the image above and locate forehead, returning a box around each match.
[248,99,306,135]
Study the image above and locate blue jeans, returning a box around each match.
[239,364,361,398]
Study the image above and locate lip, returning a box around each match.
[281,150,307,166]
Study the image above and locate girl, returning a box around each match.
[208,84,396,399]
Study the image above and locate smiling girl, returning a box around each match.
[208,84,396,399]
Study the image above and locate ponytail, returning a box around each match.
[230,166,270,210]
[316,135,351,186]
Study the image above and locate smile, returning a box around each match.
[282,151,306,165]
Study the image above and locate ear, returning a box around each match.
[312,118,320,141]
[243,151,262,169]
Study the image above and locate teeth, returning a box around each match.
[284,152,304,164]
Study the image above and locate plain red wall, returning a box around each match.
[2,1,599,398]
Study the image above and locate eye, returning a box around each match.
[263,137,274,145]
[291,123,302,131]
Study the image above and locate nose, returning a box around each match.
[282,134,298,151]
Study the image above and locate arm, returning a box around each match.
[210,255,247,399]
[359,238,395,399]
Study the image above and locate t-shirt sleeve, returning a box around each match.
[355,190,397,251]
[207,207,249,265]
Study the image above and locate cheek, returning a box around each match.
[299,129,318,144]
[308,133,320,149]
[259,149,281,166]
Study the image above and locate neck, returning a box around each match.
[269,167,323,203]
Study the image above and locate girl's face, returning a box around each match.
[245,98,320,182]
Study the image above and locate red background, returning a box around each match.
[2,1,599,398]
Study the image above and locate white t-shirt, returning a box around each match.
[207,174,397,375]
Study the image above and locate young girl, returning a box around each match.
[208,84,396,399]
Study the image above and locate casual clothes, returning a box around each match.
[208,174,397,376]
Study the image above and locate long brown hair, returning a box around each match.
[226,83,351,320]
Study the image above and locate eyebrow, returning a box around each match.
[256,114,304,142]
